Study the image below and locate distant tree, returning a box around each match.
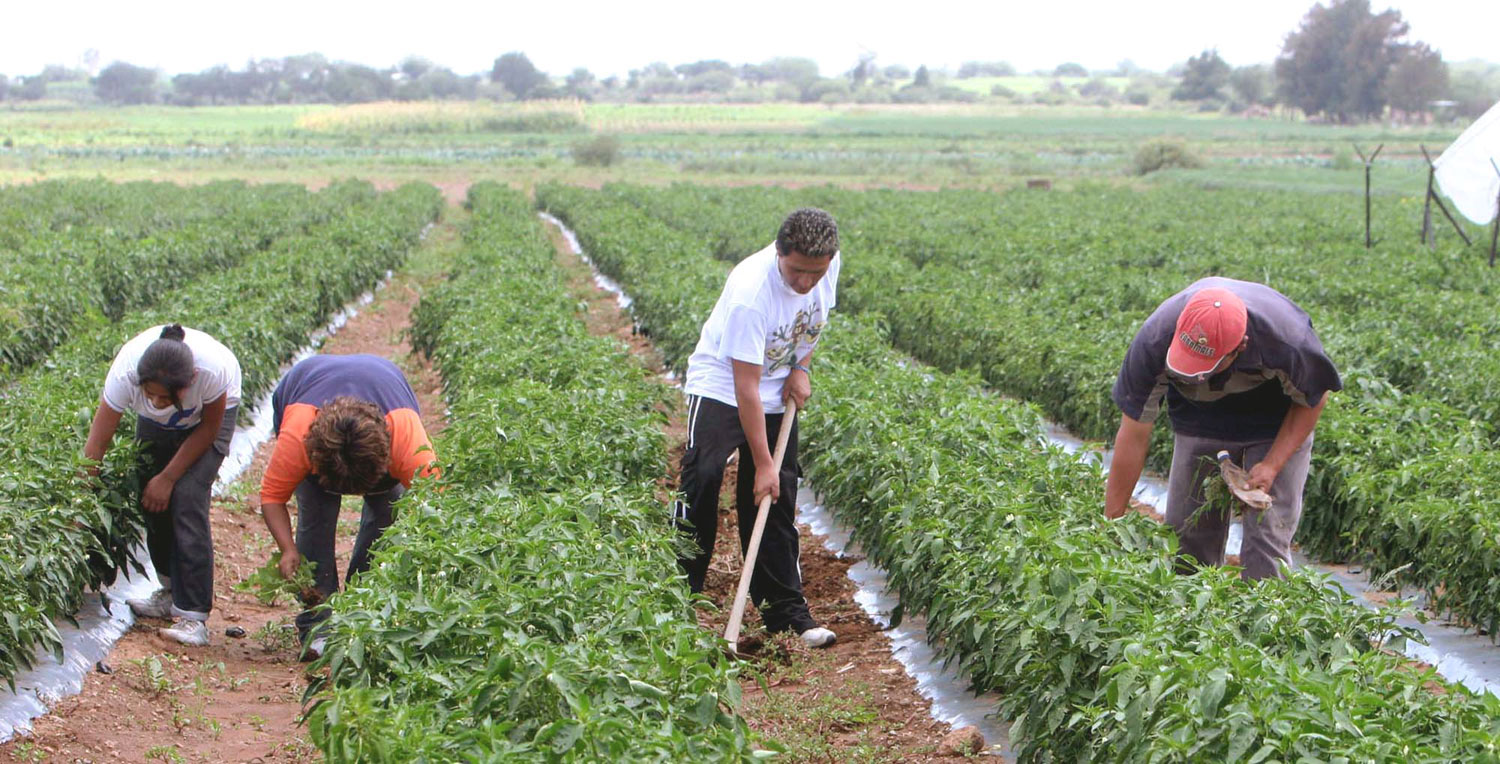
[1114,59,1143,77]
[1384,43,1448,113]
[882,64,910,81]
[399,57,434,80]
[1171,49,1230,101]
[94,62,158,104]
[425,70,478,100]
[643,61,676,80]
[739,63,771,86]
[804,78,851,103]
[0,75,8,102]
[40,64,87,83]
[1229,64,1272,106]
[675,60,732,78]
[1054,62,1088,77]
[565,67,597,99]
[16,76,46,101]
[1449,63,1500,119]
[686,70,735,94]
[491,52,549,99]
[281,54,331,103]
[957,61,1016,78]
[326,64,391,103]
[1275,0,1410,121]
[913,65,931,88]
[1079,77,1119,100]
[849,53,877,88]
[764,57,820,94]
[171,67,229,105]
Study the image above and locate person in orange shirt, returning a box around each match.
[256,354,438,659]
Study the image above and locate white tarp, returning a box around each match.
[1434,100,1500,226]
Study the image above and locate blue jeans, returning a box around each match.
[292,476,403,640]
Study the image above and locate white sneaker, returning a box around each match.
[302,636,328,662]
[800,627,837,649]
[127,588,174,618]
[160,618,209,647]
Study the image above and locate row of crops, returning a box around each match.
[0,179,358,376]
[559,182,1500,638]
[535,184,1500,759]
[0,179,441,684]
[305,184,758,760]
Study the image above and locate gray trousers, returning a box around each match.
[293,476,403,639]
[1164,431,1313,581]
[135,408,236,620]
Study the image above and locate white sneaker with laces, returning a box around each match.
[800,626,837,649]
[302,636,328,662]
[127,588,174,619]
[160,618,209,647]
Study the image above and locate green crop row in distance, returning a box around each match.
[0,179,358,377]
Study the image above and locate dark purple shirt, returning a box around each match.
[1112,278,1341,440]
[271,354,421,435]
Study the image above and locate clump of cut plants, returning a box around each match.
[235,552,321,607]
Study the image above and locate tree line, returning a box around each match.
[1,0,1495,120]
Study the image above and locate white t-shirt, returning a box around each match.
[684,243,840,414]
[102,325,242,430]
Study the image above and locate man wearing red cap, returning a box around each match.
[1104,277,1341,580]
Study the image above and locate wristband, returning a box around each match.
[792,363,811,375]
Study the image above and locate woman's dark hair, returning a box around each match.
[136,324,195,409]
[305,397,390,495]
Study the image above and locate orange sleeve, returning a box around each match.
[386,408,439,487]
[259,404,317,505]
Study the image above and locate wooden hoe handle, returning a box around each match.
[723,400,798,652]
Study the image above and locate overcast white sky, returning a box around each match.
[3,0,1495,79]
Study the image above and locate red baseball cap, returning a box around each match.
[1166,287,1247,378]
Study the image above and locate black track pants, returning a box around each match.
[674,394,816,634]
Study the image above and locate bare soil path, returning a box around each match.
[544,220,969,761]
[0,213,459,764]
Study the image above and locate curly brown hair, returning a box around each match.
[775,208,839,259]
[304,397,389,495]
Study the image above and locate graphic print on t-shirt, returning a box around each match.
[764,302,826,374]
[163,406,198,430]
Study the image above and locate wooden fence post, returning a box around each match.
[1419,145,1474,249]
[1354,143,1383,249]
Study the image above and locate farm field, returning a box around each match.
[536,182,1500,759]
[3,99,1500,761]
[0,101,1464,194]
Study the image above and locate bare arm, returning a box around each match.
[732,359,778,504]
[1103,414,1153,519]
[782,349,815,409]
[83,400,125,476]
[259,500,303,580]
[141,394,228,513]
[1248,395,1327,491]
[160,394,227,482]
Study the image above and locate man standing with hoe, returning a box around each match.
[675,208,841,649]
[1104,278,1341,580]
